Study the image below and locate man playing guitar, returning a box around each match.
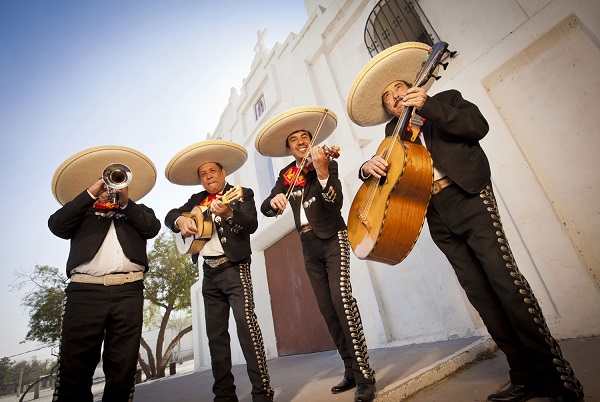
[165,140,274,402]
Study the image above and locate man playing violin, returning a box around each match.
[256,107,376,402]
[165,140,274,402]
[349,42,583,402]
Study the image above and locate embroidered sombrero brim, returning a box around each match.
[347,42,436,127]
[165,140,248,185]
[255,106,337,157]
[52,145,157,205]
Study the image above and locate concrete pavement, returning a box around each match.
[133,335,598,401]
[3,335,597,401]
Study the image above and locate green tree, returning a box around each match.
[0,357,14,386]
[10,358,53,387]
[12,265,67,345]
[138,229,198,379]
[9,266,61,398]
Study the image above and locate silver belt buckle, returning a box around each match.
[206,256,227,268]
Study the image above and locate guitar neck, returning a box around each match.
[203,185,242,218]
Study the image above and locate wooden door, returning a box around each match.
[264,230,335,356]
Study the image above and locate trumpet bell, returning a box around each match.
[103,163,132,190]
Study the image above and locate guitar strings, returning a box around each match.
[360,115,403,215]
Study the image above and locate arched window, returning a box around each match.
[254,93,266,121]
[364,0,441,57]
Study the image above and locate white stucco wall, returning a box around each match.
[191,0,600,369]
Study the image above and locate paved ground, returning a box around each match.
[3,335,597,401]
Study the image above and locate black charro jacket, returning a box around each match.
[165,183,258,264]
[383,89,491,194]
[48,190,161,276]
[261,160,346,239]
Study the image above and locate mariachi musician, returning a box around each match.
[164,140,274,402]
[48,145,161,401]
[348,42,584,402]
[256,107,376,402]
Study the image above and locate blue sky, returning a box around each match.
[0,0,307,361]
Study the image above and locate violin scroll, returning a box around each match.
[322,145,340,160]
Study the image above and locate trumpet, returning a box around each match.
[102,163,132,204]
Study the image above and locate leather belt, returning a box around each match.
[70,272,144,286]
[204,255,229,268]
[432,177,454,195]
[300,224,313,234]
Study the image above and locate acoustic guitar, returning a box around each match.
[175,185,243,255]
[347,42,451,265]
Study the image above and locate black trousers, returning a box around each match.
[54,280,144,402]
[427,183,583,398]
[300,229,375,384]
[202,260,274,402]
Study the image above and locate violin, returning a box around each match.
[300,144,341,173]
[276,144,341,217]
[276,107,339,217]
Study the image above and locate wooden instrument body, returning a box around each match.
[175,205,213,254]
[174,185,243,255]
[348,137,433,265]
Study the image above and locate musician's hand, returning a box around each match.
[116,187,129,207]
[402,87,427,110]
[210,199,233,219]
[362,151,388,179]
[88,179,107,198]
[309,146,329,180]
[270,193,288,212]
[176,216,198,237]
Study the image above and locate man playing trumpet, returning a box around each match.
[48,145,161,401]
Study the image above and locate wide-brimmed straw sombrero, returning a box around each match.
[51,145,157,205]
[255,106,337,157]
[347,42,436,127]
[165,140,248,185]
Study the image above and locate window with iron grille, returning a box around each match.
[364,0,440,57]
[254,93,266,121]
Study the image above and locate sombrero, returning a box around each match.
[51,145,157,205]
[255,106,337,157]
[165,140,247,185]
[347,42,436,127]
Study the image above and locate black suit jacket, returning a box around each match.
[384,89,491,194]
[48,190,161,276]
[165,183,258,264]
[261,160,346,239]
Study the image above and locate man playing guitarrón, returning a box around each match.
[348,41,584,402]
[165,140,274,402]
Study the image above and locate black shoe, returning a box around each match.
[354,383,376,402]
[331,376,356,393]
[487,384,538,402]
